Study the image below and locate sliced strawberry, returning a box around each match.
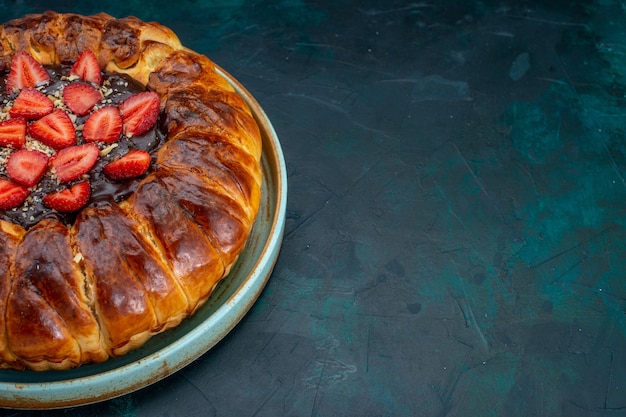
[28,109,76,150]
[9,87,54,120]
[0,118,27,148]
[103,149,151,180]
[119,92,160,137]
[0,178,29,209]
[43,180,91,213]
[5,149,49,187]
[63,82,102,116]
[49,143,99,182]
[69,50,102,86]
[82,106,122,143]
[6,50,50,94]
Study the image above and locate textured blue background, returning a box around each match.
[3,1,626,416]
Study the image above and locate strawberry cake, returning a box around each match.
[0,11,262,371]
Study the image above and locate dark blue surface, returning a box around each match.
[3,1,626,416]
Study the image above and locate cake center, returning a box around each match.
[0,50,166,229]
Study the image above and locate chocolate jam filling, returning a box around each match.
[0,66,167,229]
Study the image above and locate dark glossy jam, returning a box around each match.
[0,66,167,229]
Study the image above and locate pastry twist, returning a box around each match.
[0,11,262,371]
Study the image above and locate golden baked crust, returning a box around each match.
[0,11,262,370]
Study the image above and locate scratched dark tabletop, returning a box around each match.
[3,0,626,416]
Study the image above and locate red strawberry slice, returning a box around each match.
[119,92,160,137]
[5,50,50,94]
[82,106,122,143]
[0,178,29,209]
[5,149,49,187]
[28,109,76,150]
[49,143,99,182]
[9,87,54,120]
[63,82,102,116]
[42,180,91,213]
[104,149,151,180]
[0,118,27,148]
[69,50,102,86]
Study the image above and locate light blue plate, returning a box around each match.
[0,67,287,410]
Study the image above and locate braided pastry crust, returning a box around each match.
[0,11,262,371]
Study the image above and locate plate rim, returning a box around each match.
[0,67,287,410]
